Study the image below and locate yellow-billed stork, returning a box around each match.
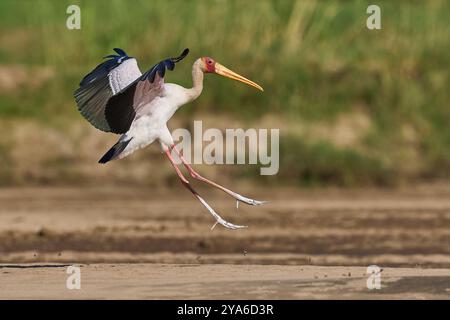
[74,48,265,229]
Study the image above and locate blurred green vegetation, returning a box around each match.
[0,0,449,187]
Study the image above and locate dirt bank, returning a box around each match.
[0,186,449,267]
[1,186,449,299]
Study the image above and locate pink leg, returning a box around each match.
[165,149,246,230]
[171,146,266,206]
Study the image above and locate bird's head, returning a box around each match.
[200,56,264,91]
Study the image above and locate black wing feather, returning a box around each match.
[102,48,190,133]
[141,48,189,83]
[104,84,137,134]
[75,48,189,134]
[74,48,138,132]
[79,49,132,87]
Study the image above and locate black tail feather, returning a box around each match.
[98,139,132,164]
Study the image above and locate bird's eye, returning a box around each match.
[207,59,213,65]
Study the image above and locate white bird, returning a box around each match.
[74,48,265,229]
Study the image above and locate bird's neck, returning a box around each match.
[186,59,204,102]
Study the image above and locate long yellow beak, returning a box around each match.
[214,63,264,91]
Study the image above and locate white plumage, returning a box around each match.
[108,58,142,94]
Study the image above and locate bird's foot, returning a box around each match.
[195,193,247,230]
[230,191,268,206]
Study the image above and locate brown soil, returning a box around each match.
[0,186,449,299]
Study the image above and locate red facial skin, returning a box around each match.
[202,57,216,73]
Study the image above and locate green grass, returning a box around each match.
[0,0,449,186]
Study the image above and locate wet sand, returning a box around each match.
[0,186,449,299]
[1,263,450,299]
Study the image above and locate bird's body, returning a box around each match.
[115,83,187,160]
[74,48,264,229]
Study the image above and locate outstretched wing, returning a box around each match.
[74,48,142,133]
[103,48,190,134]
[74,48,189,134]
